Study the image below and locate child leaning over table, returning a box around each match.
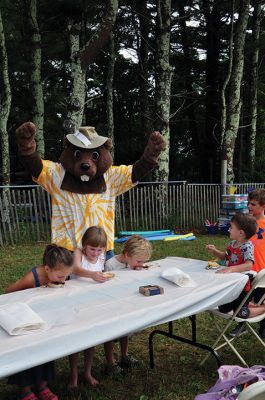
[103,235,153,376]
[5,244,74,400]
[206,213,265,319]
[69,226,108,388]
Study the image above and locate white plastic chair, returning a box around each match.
[238,380,265,400]
[202,269,265,367]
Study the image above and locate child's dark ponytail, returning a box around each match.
[43,244,73,269]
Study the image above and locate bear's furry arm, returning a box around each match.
[16,122,43,179]
[132,131,166,183]
[19,153,43,179]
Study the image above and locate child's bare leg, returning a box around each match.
[84,347,99,387]
[120,336,129,358]
[68,353,79,388]
[249,304,265,317]
[249,302,256,307]
[119,336,139,368]
[104,341,123,377]
[104,341,115,365]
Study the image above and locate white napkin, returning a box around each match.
[161,267,197,287]
[0,302,47,335]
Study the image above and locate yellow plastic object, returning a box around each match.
[164,233,193,241]
[229,186,237,194]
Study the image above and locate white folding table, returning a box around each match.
[0,257,248,378]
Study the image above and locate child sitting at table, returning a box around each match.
[104,235,153,375]
[6,244,74,400]
[69,226,108,388]
[206,213,259,318]
[71,226,108,283]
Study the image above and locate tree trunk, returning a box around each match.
[66,21,86,129]
[223,0,250,183]
[220,0,235,151]
[249,0,262,176]
[154,0,172,182]
[220,0,235,186]
[106,31,115,157]
[25,0,45,157]
[66,0,119,130]
[136,0,151,136]
[0,7,11,185]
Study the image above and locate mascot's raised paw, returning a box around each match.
[148,131,167,157]
[132,130,166,182]
[16,121,36,139]
[16,121,37,155]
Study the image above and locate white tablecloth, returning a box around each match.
[0,257,248,378]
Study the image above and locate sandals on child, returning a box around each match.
[119,354,139,369]
[38,387,58,400]
[20,391,38,400]
[104,362,124,378]
[237,305,250,319]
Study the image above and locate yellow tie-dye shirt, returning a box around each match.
[34,160,136,251]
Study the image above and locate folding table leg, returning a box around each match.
[149,322,222,369]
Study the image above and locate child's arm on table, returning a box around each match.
[5,271,35,293]
[216,259,253,274]
[73,249,107,283]
[206,244,226,259]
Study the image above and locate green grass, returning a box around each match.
[0,234,263,400]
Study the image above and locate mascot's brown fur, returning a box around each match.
[16,122,166,252]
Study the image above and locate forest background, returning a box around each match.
[0,0,265,186]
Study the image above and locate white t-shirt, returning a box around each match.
[105,255,129,271]
[80,254,105,272]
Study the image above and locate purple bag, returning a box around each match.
[194,365,265,400]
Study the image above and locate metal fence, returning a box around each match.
[1,182,265,246]
[0,185,51,246]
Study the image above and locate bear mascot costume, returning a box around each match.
[16,122,166,254]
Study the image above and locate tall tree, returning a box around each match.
[154,0,172,182]
[25,0,45,157]
[66,19,86,129]
[223,0,250,183]
[66,0,119,129]
[136,0,151,136]
[0,5,11,185]
[106,30,115,156]
[220,0,234,185]
[249,0,262,175]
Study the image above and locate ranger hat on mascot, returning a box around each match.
[66,127,109,149]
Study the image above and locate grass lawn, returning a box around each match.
[0,234,263,400]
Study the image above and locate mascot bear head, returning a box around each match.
[60,127,113,183]
[59,126,113,194]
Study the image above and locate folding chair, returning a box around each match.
[238,380,265,400]
[201,269,265,367]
